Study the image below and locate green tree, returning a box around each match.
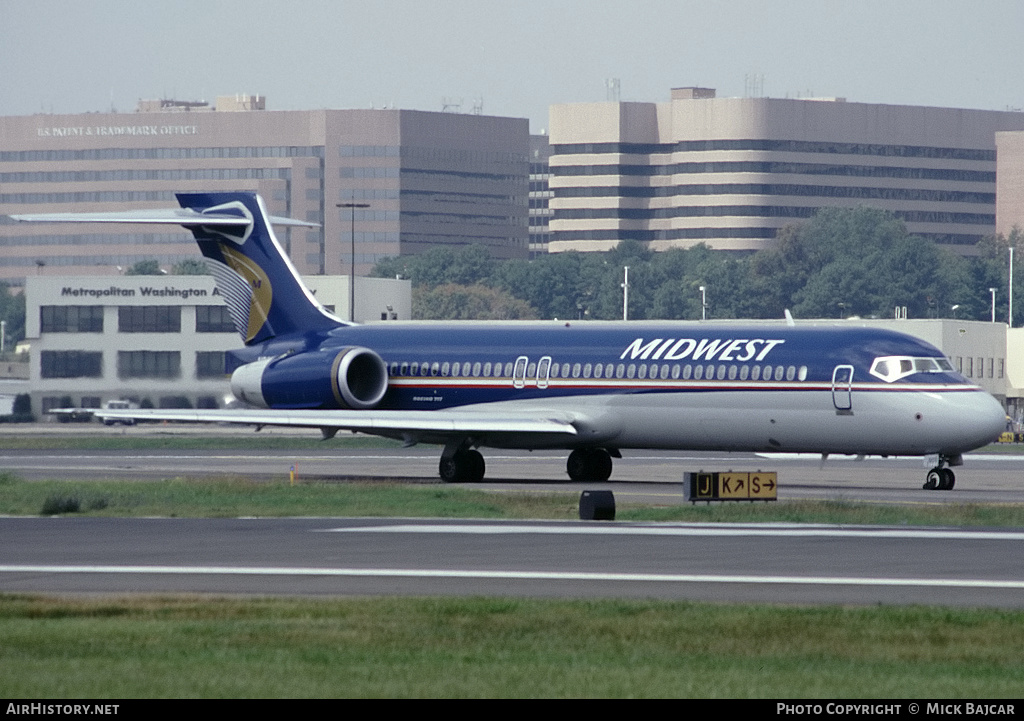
[0,284,26,350]
[171,258,209,275]
[124,259,163,276]
[371,245,495,288]
[413,283,539,320]
[970,227,1024,324]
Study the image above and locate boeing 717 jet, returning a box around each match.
[13,192,1005,489]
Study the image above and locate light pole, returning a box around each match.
[1010,246,1015,328]
[699,285,707,321]
[989,287,997,323]
[337,202,369,322]
[621,266,629,321]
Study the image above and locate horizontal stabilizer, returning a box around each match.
[10,208,318,228]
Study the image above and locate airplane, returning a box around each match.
[12,191,1006,490]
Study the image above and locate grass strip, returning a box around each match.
[1,594,1022,698]
[2,473,1024,525]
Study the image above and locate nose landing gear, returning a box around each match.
[923,467,955,490]
[923,454,959,490]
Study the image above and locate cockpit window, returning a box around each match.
[870,355,954,382]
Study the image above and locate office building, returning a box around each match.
[1,99,529,286]
[996,130,1024,237]
[528,134,553,256]
[24,273,409,417]
[548,88,1024,254]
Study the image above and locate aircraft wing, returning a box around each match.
[94,406,580,442]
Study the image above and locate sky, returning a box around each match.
[1,0,1022,131]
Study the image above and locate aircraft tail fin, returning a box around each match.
[175,192,344,344]
[11,192,345,345]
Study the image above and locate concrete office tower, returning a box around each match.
[0,100,529,285]
[548,88,1024,254]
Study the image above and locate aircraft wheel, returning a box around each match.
[940,468,955,491]
[566,448,613,482]
[462,449,485,483]
[439,449,486,483]
[923,468,941,490]
[439,456,459,483]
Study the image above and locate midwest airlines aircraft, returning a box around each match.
[14,192,1005,490]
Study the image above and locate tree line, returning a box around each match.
[372,207,1024,324]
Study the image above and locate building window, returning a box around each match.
[41,305,103,333]
[118,306,181,333]
[40,351,102,378]
[195,305,236,333]
[118,351,180,379]
[196,351,226,379]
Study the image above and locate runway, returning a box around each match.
[3,516,1024,606]
[3,428,1024,605]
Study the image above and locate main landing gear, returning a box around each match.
[437,443,618,483]
[439,448,485,483]
[923,454,959,491]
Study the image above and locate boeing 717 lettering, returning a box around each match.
[13,192,1006,490]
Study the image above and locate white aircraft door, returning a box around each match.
[536,356,552,389]
[831,364,854,411]
[513,355,529,389]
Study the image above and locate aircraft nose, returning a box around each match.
[948,391,1006,451]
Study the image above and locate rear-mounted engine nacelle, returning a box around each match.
[230,346,388,410]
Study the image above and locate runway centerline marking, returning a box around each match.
[2,565,1023,590]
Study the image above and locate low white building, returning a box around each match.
[25,274,410,417]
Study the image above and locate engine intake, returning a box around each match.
[230,346,388,410]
